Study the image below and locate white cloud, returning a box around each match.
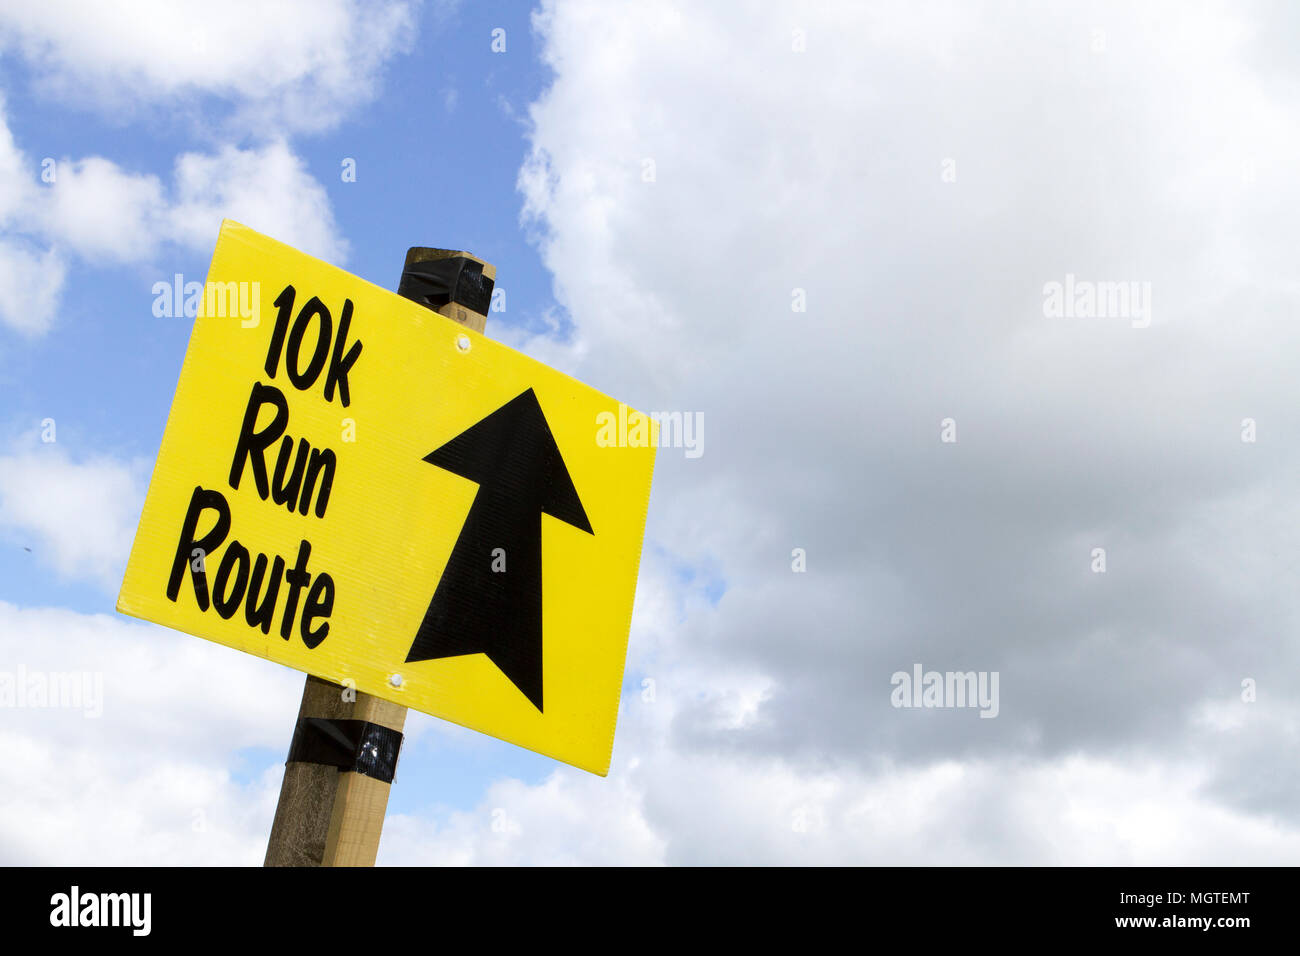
[480,0,1300,863]
[41,157,168,263]
[40,139,347,266]
[0,239,64,335]
[0,99,347,334]
[382,770,664,866]
[381,672,1300,865]
[0,0,379,338]
[0,94,32,222]
[0,92,63,334]
[165,142,347,263]
[0,0,421,135]
[0,601,300,865]
[0,445,147,593]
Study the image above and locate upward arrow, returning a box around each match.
[406,388,593,711]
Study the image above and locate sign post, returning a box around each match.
[263,246,496,867]
[118,222,656,866]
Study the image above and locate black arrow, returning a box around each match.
[406,388,593,711]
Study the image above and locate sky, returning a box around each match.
[1,0,1299,865]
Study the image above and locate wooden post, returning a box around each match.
[264,248,496,867]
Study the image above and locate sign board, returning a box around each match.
[118,221,657,775]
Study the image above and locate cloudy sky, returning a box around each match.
[2,0,1299,865]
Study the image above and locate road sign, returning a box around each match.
[118,221,657,775]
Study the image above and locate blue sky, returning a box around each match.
[0,1,589,821]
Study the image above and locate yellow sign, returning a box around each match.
[118,221,656,775]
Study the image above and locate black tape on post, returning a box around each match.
[286,717,403,784]
[397,256,494,316]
